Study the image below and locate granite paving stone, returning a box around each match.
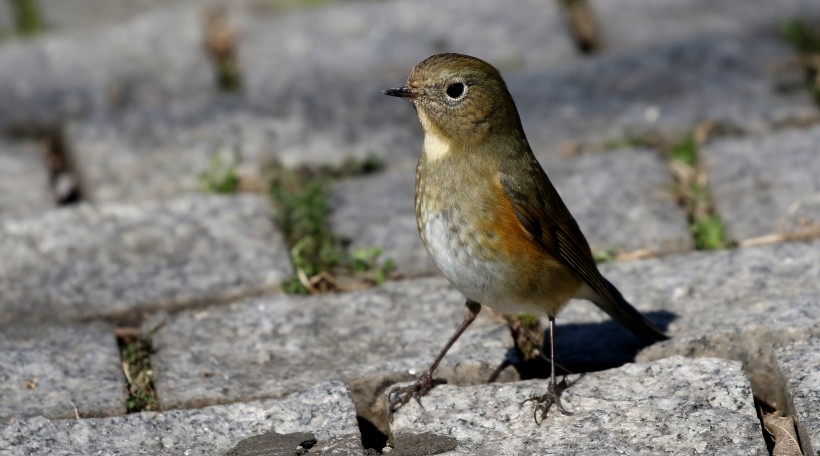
[518,240,820,414]
[150,277,517,433]
[703,126,820,243]
[241,0,575,167]
[330,148,691,278]
[390,357,767,456]
[0,140,53,219]
[512,33,819,166]
[591,0,820,53]
[0,5,216,129]
[544,241,820,370]
[776,335,820,455]
[68,30,816,204]
[0,0,209,34]
[635,295,820,413]
[64,0,576,202]
[0,194,291,324]
[0,381,363,455]
[0,321,125,422]
[329,167,434,278]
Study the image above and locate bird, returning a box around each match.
[383,53,669,423]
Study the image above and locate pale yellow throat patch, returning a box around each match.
[418,108,452,162]
[423,130,452,162]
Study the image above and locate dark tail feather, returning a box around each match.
[592,278,669,343]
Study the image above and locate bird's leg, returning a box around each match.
[522,316,573,425]
[389,299,481,416]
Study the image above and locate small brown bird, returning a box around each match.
[384,53,668,422]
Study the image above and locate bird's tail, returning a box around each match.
[592,278,669,343]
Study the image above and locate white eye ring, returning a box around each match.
[445,82,466,99]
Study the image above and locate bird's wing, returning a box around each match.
[499,158,668,342]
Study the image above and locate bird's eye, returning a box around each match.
[446,82,465,99]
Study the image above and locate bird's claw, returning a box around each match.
[521,378,573,425]
[388,371,445,419]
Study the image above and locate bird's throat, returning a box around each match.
[422,130,452,163]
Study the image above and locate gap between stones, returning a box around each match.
[114,324,161,413]
[782,20,820,106]
[556,0,601,54]
[267,155,395,295]
[5,124,83,206]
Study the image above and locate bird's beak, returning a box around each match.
[382,86,417,99]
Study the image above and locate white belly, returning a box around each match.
[422,214,542,314]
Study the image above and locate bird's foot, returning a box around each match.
[521,377,573,425]
[388,371,446,418]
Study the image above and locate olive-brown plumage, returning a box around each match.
[385,53,668,422]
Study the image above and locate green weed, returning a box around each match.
[667,135,728,250]
[199,152,240,194]
[118,332,157,413]
[269,158,392,294]
[10,0,44,36]
[783,21,820,103]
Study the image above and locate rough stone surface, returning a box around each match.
[64,0,575,202]
[0,0,210,34]
[68,30,816,204]
[390,357,767,456]
[519,240,820,416]
[330,148,691,278]
[635,294,820,413]
[0,5,215,129]
[0,140,53,219]
[776,335,820,456]
[524,241,820,376]
[0,381,363,455]
[553,148,691,254]
[0,194,291,324]
[329,166,433,278]
[592,0,820,53]
[703,126,820,242]
[599,240,820,315]
[514,34,817,166]
[241,0,574,167]
[151,278,516,414]
[0,321,125,422]
[67,98,269,203]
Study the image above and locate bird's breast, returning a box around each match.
[415,152,582,314]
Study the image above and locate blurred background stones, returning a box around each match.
[0,0,819,454]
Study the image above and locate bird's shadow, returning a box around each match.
[512,311,677,379]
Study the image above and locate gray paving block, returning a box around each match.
[635,295,819,413]
[0,5,214,129]
[555,148,691,254]
[536,240,820,410]
[0,321,125,422]
[592,0,820,53]
[65,0,575,203]
[390,356,767,455]
[12,0,206,34]
[0,140,53,219]
[0,381,363,455]
[509,241,820,377]
[241,0,575,168]
[0,194,291,324]
[66,25,815,204]
[150,278,517,432]
[330,148,690,278]
[67,98,269,202]
[512,33,818,164]
[598,240,820,314]
[329,166,434,278]
[776,336,820,455]
[703,126,820,243]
